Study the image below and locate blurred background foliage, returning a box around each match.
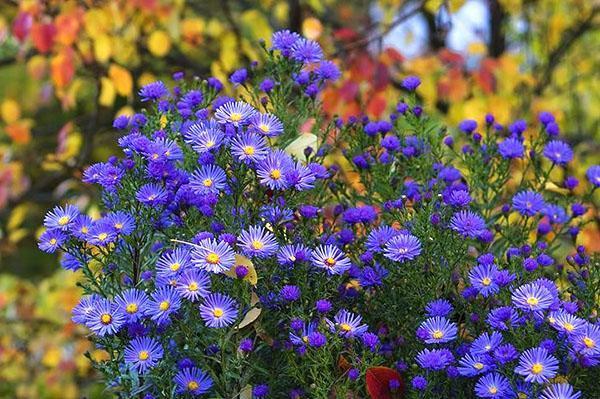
[0,0,598,397]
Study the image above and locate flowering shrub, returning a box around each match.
[40,31,600,398]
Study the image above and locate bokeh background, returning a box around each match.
[0,0,598,397]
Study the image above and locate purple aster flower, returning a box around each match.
[199,293,238,328]
[450,210,486,238]
[459,119,478,134]
[311,245,352,275]
[383,234,422,262]
[174,367,213,395]
[70,215,93,240]
[280,285,301,302]
[550,310,585,335]
[457,353,492,376]
[585,165,600,187]
[291,38,323,63]
[184,122,225,154]
[285,161,316,191]
[570,323,600,357]
[425,299,454,317]
[44,204,79,231]
[86,298,126,336]
[189,165,227,195]
[249,113,284,137]
[512,282,554,313]
[494,344,519,364]
[112,114,129,129]
[177,269,211,302]
[543,140,573,165]
[366,225,399,253]
[214,101,257,126]
[115,289,150,322]
[271,30,301,55]
[148,286,182,324]
[136,183,169,206]
[257,150,294,190]
[156,247,191,277]
[512,190,545,216]
[277,244,312,267]
[474,373,512,398]
[416,348,453,370]
[86,220,118,246]
[231,133,268,163]
[253,384,270,398]
[290,321,317,346]
[487,306,521,331]
[402,75,421,91]
[229,68,248,85]
[308,331,327,348]
[514,347,558,383]
[105,211,136,236]
[191,239,236,274]
[60,252,85,271]
[541,383,581,399]
[124,336,164,374]
[326,309,368,338]
[139,81,169,102]
[469,263,500,297]
[542,204,569,224]
[471,332,503,355]
[362,332,379,351]
[72,294,101,325]
[412,376,427,391]
[38,229,68,253]
[238,225,278,258]
[448,189,472,207]
[498,137,524,159]
[418,317,458,344]
[316,60,341,81]
[259,78,274,92]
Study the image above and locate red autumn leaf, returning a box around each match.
[476,58,497,94]
[366,367,405,399]
[372,62,391,91]
[382,48,404,63]
[338,81,359,102]
[334,28,359,42]
[31,22,57,54]
[12,12,32,42]
[438,48,464,67]
[366,92,387,119]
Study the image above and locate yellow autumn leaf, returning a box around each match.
[138,72,157,88]
[302,17,323,40]
[41,346,61,368]
[240,10,272,45]
[99,77,116,107]
[1,99,21,124]
[7,203,28,231]
[8,228,28,244]
[205,18,225,37]
[147,30,172,57]
[108,64,133,97]
[285,133,317,162]
[116,105,135,117]
[84,8,111,37]
[26,55,47,80]
[224,254,258,285]
[468,41,487,55]
[425,0,466,14]
[219,32,239,71]
[93,34,112,64]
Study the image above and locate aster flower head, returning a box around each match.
[418,317,458,344]
[290,321,318,346]
[214,101,257,126]
[512,190,545,216]
[450,210,486,238]
[586,165,600,187]
[86,220,118,246]
[139,81,169,102]
[105,211,136,236]
[115,289,150,322]
[416,348,454,370]
[44,204,79,231]
[474,373,512,398]
[366,225,399,253]
[512,282,555,313]
[148,286,182,324]
[425,299,454,317]
[185,123,225,154]
[174,367,213,395]
[177,269,211,301]
[38,229,68,253]
[457,353,492,377]
[249,113,284,137]
[231,133,268,163]
[540,383,581,399]
[291,38,323,63]
[277,244,312,267]
[271,30,301,54]
[156,247,192,277]
[327,309,368,338]
[136,183,169,206]
[311,245,352,275]
[402,75,421,91]
[498,137,525,159]
[199,293,238,328]
[86,298,126,336]
[514,347,559,383]
[124,336,164,374]
[471,331,503,355]
[191,239,236,274]
[72,294,101,324]
[285,161,316,191]
[383,233,422,262]
[469,263,500,297]
[570,322,600,357]
[543,140,573,165]
[189,165,227,195]
[70,214,93,240]
[256,149,294,190]
[238,225,278,258]
[550,310,585,335]
[487,306,521,331]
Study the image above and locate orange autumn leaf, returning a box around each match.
[366,92,388,119]
[51,48,75,88]
[30,21,56,54]
[5,121,33,145]
[54,9,83,46]
[108,64,133,97]
[365,367,405,399]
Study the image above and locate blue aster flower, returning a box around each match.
[199,293,238,328]
[71,294,101,325]
[543,140,573,165]
[277,244,312,267]
[469,263,501,297]
[38,229,68,253]
[70,214,93,240]
[471,332,503,355]
[191,238,236,274]
[550,310,585,335]
[311,245,352,275]
[256,150,294,190]
[326,309,368,338]
[585,165,600,187]
[514,347,558,383]
[185,121,225,154]
[512,282,554,313]
[177,269,211,302]
[474,372,512,398]
[86,219,118,246]
[44,204,80,231]
[249,113,284,137]
[214,101,257,126]
[174,367,213,395]
[493,344,519,364]
[115,289,150,322]
[290,321,318,346]
[231,133,268,163]
[425,299,454,317]
[512,190,545,216]
[124,336,164,374]
[291,38,323,63]
[156,247,192,277]
[498,137,524,159]
[418,317,458,344]
[285,161,316,191]
[540,383,581,399]
[542,204,569,224]
[189,165,227,195]
[136,183,169,206]
[238,225,278,258]
[383,233,422,262]
[487,306,521,331]
[416,348,454,370]
[569,322,600,357]
[450,210,486,238]
[105,211,136,236]
[271,30,301,54]
[139,81,169,102]
[86,298,126,336]
[458,353,493,377]
[148,286,182,324]
[366,225,399,253]
[316,60,341,81]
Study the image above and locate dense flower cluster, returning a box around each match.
[40,31,599,398]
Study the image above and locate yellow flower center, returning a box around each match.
[187,380,199,390]
[98,233,108,241]
[159,301,170,311]
[482,277,491,286]
[484,344,491,351]
[432,330,444,339]
[302,336,309,343]
[583,337,595,348]
[203,178,213,187]
[518,393,527,399]
[126,303,138,314]
[101,313,112,324]
[270,169,282,179]
[243,146,255,155]
[152,153,159,160]
[206,253,220,264]
[49,238,57,245]
[115,223,123,229]
[489,386,498,394]
[230,113,242,122]
[170,262,181,272]
[325,257,336,267]
[259,123,270,133]
[81,227,89,234]
[252,240,264,250]
[58,216,70,225]
[563,322,575,332]
[138,350,149,361]
[340,323,352,332]
[531,363,544,374]
[148,194,156,201]
[474,362,484,370]
[526,296,539,306]
[206,140,215,148]
[188,282,198,291]
[213,308,224,318]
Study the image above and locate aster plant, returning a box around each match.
[40,30,600,399]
